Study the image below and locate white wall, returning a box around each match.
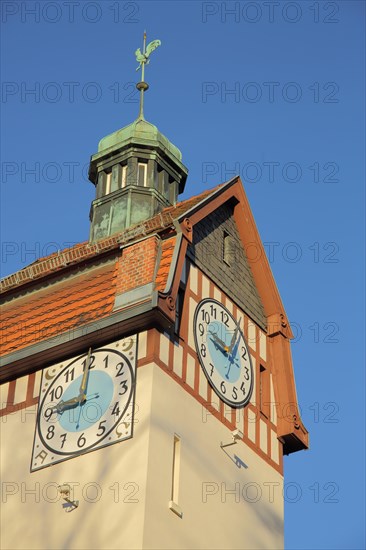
[1,361,283,550]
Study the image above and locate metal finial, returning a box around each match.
[135,33,161,119]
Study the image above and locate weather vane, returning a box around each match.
[135,31,161,119]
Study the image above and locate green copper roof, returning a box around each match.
[98,117,183,161]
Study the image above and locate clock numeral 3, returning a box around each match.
[119,380,128,395]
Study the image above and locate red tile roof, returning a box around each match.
[1,262,117,355]
[0,184,225,356]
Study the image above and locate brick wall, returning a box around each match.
[115,236,159,294]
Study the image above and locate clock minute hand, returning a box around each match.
[228,318,242,355]
[78,347,92,401]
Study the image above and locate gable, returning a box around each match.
[187,203,267,331]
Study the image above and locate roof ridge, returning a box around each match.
[0,182,228,295]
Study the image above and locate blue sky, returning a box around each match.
[1,1,365,548]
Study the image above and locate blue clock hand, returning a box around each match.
[75,392,100,429]
[225,337,241,379]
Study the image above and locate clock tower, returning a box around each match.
[0,38,308,550]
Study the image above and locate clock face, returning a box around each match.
[31,336,137,471]
[194,299,253,408]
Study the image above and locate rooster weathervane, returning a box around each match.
[135,32,161,119]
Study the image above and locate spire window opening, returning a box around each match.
[121,165,127,188]
[105,171,112,195]
[138,162,147,187]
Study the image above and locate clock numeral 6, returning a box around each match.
[220,381,226,394]
[77,433,86,448]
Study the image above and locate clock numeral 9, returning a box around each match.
[44,407,54,421]
[220,381,226,394]
[198,323,205,336]
[77,433,86,448]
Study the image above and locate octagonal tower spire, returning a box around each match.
[88,35,188,242]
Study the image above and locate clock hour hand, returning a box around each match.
[52,392,100,415]
[208,331,229,353]
[52,396,80,414]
